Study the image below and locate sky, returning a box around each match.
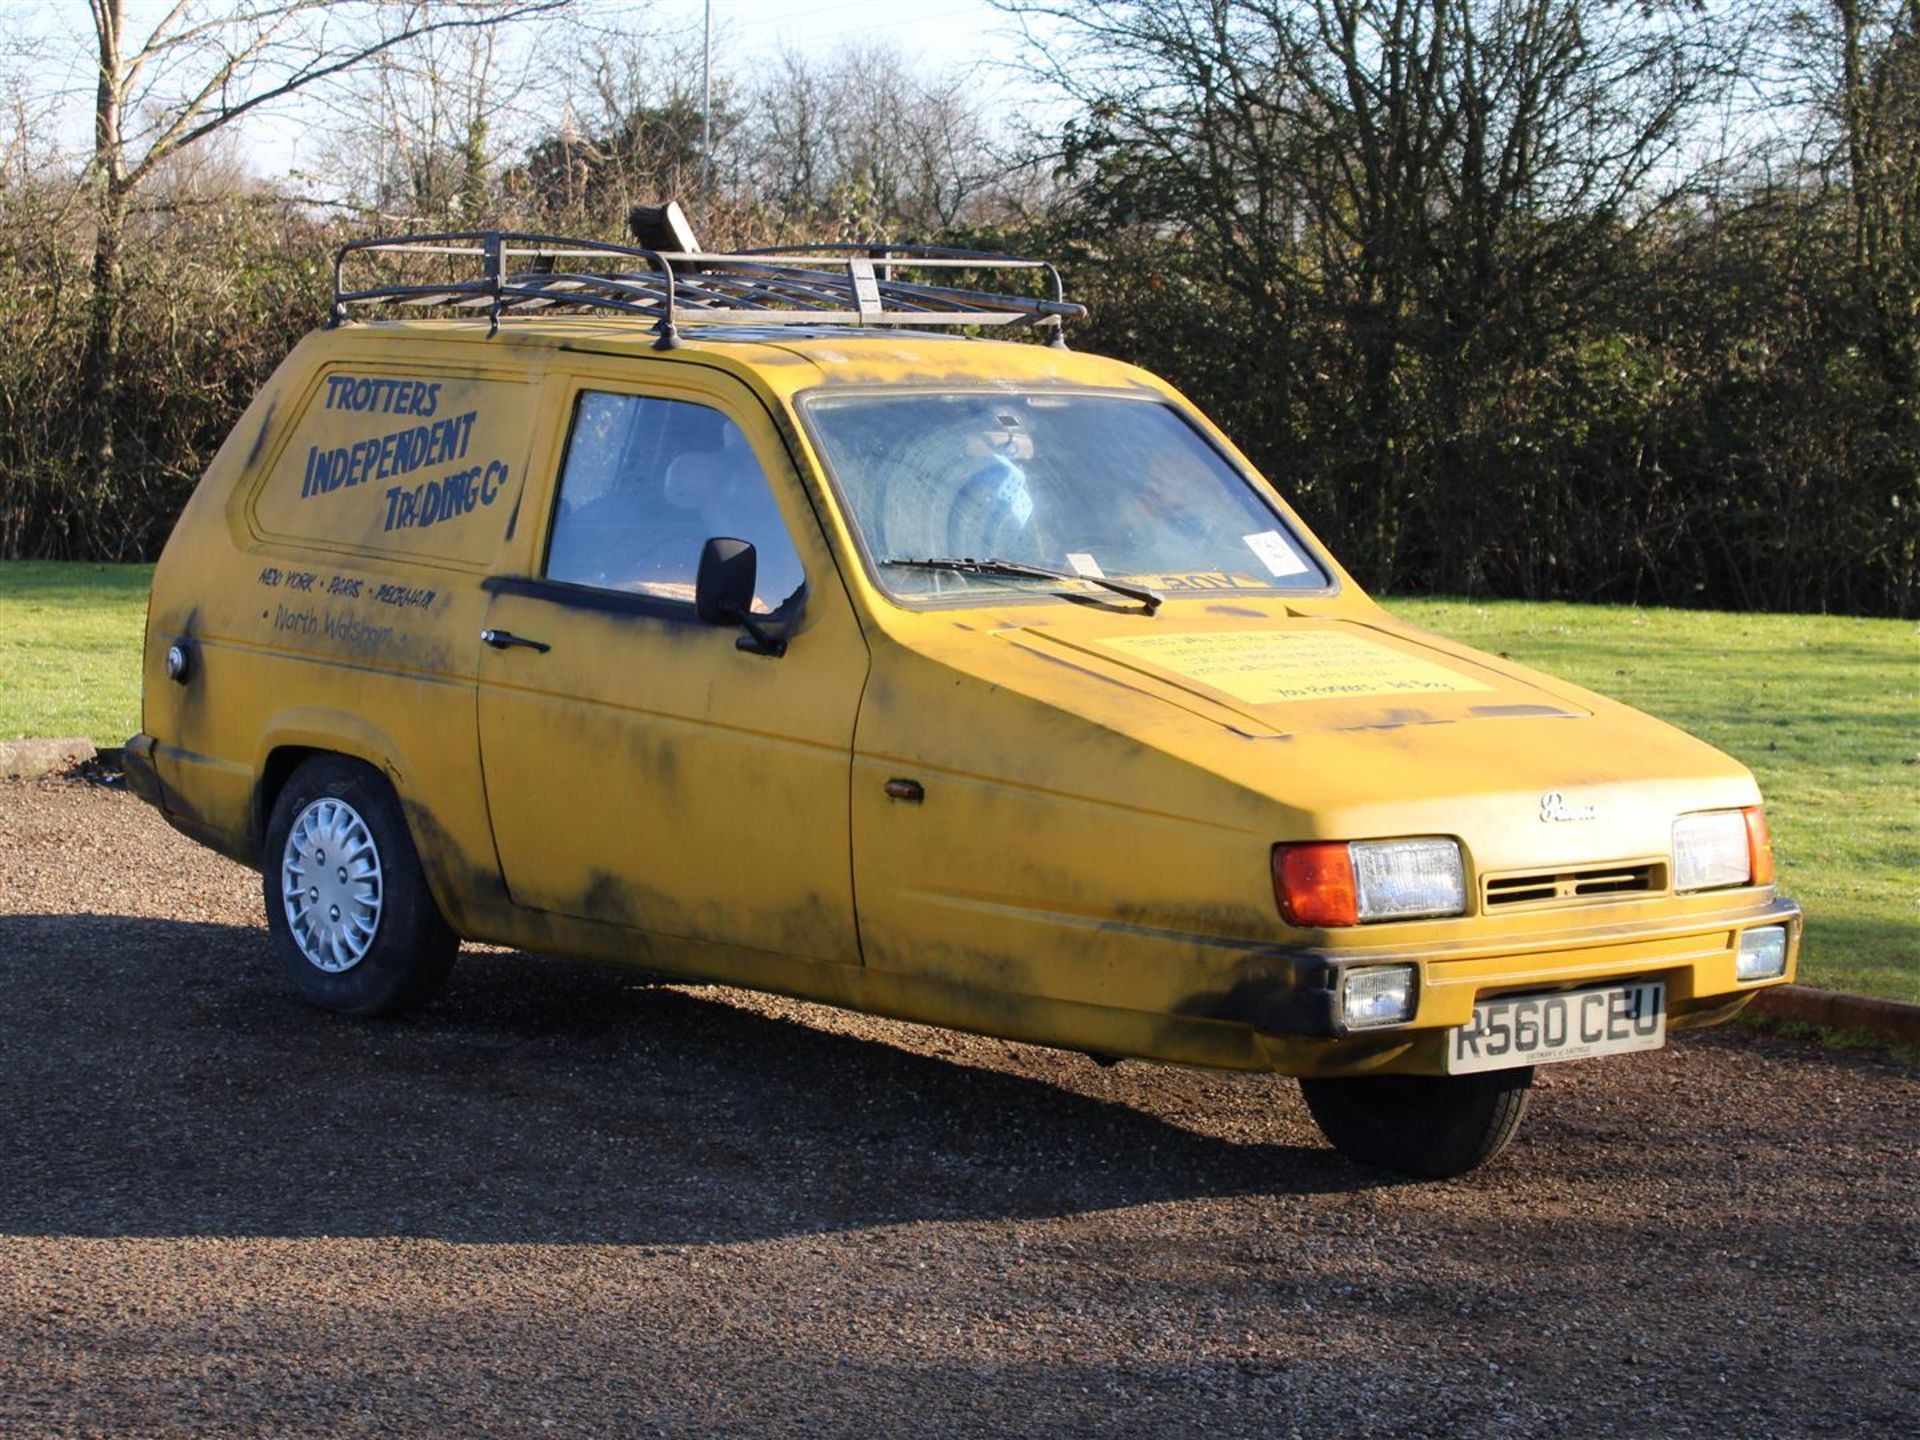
[8,0,1050,181]
[644,0,1026,58]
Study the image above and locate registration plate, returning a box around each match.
[1446,980,1666,1075]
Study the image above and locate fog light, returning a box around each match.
[1343,964,1416,1028]
[1736,925,1788,982]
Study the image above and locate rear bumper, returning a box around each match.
[1250,894,1802,1074]
[120,732,258,868]
[122,733,164,809]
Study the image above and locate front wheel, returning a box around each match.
[263,755,457,1017]
[1299,1067,1534,1178]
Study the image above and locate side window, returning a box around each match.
[543,392,807,616]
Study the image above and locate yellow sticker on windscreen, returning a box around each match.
[1102,630,1492,705]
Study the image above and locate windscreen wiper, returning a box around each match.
[881,556,1162,614]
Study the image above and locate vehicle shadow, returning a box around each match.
[0,913,1361,1245]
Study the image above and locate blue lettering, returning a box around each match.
[323,375,444,416]
[309,374,491,526]
[377,456,508,532]
[481,460,507,504]
[302,411,483,502]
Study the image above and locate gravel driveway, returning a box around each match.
[1,777,1914,1438]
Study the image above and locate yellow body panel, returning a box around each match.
[134,319,1801,1078]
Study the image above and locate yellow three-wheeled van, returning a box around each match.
[127,223,1801,1176]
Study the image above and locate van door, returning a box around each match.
[474,378,868,965]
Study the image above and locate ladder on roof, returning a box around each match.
[329,231,1085,349]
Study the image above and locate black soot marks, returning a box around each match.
[1174,952,1331,1035]
[243,400,279,468]
[577,870,666,929]
[402,800,511,911]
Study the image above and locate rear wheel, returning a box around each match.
[1299,1068,1534,1178]
[262,755,456,1016]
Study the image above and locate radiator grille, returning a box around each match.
[1483,863,1664,910]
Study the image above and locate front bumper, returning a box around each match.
[1242,894,1802,1074]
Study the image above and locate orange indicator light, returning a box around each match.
[1273,842,1359,928]
[1743,807,1774,887]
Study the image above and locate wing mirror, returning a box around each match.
[696,537,786,656]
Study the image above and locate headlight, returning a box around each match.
[1673,809,1765,892]
[1273,838,1466,926]
[1351,838,1466,921]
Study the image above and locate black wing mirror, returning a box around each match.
[696,537,786,657]
[696,536,755,623]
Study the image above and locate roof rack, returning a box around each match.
[330,231,1085,349]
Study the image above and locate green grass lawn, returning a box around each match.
[0,562,153,747]
[1,562,1913,1002]
[1390,598,1918,1005]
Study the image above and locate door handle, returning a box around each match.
[481,628,551,654]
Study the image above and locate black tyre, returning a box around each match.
[262,755,457,1017]
[1299,1067,1534,1179]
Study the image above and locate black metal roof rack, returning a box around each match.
[330,231,1085,349]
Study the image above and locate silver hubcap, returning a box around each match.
[281,797,384,974]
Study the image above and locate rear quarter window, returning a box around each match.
[249,367,539,568]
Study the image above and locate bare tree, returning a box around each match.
[740,43,1007,237]
[313,17,563,224]
[81,0,568,477]
[508,20,729,231]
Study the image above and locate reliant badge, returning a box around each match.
[1539,790,1598,822]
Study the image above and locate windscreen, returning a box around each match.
[801,391,1328,602]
